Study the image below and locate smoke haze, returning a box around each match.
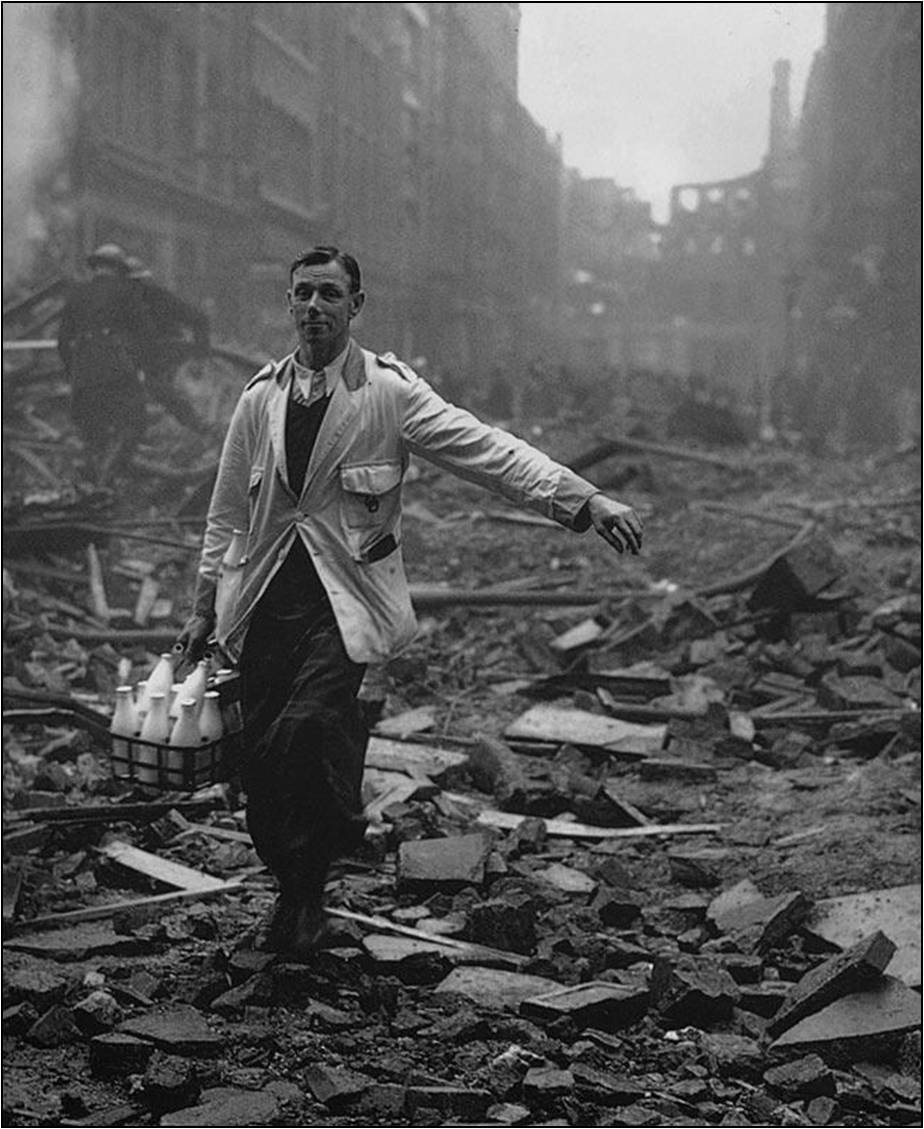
[2,2,78,287]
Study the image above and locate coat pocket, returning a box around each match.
[339,461,402,529]
[339,460,403,562]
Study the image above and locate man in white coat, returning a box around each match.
[178,245,643,955]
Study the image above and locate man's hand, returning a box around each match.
[587,493,643,555]
[175,613,215,664]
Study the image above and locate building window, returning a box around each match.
[259,101,313,211]
[95,11,166,155]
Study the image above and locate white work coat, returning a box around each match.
[200,340,600,663]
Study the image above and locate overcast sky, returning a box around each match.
[518,2,826,220]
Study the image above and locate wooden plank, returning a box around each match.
[327,907,526,970]
[505,704,666,756]
[375,706,437,739]
[86,543,111,623]
[100,840,226,892]
[178,823,253,845]
[3,798,220,825]
[364,735,469,779]
[474,811,722,840]
[3,861,25,924]
[440,795,721,840]
[5,881,242,933]
[132,575,160,627]
[365,778,423,824]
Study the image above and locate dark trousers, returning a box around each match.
[239,581,368,903]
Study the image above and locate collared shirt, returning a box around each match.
[291,344,349,406]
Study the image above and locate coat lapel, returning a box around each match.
[268,356,295,495]
[301,340,368,495]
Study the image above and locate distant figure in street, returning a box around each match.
[57,243,155,482]
[125,256,213,435]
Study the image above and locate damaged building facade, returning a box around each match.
[792,2,922,449]
[560,59,800,430]
[6,2,561,382]
[4,2,919,447]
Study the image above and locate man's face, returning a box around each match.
[287,261,364,360]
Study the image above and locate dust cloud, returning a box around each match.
[2,3,78,287]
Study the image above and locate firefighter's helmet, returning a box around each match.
[87,243,129,271]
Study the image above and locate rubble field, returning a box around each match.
[2,396,921,1129]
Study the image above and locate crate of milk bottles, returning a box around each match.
[109,652,243,790]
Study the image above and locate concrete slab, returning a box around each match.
[434,965,563,1010]
[805,885,921,987]
[770,976,922,1057]
[534,862,598,895]
[397,832,493,891]
[505,704,665,756]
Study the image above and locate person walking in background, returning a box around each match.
[125,255,214,436]
[57,243,156,483]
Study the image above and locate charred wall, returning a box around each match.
[794,2,922,449]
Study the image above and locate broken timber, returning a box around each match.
[100,840,228,893]
[569,434,743,472]
[442,798,721,841]
[327,907,527,970]
[5,881,242,934]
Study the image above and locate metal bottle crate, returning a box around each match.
[110,671,243,790]
[109,730,242,790]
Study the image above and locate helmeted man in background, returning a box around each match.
[177,244,643,957]
[125,255,213,436]
[57,243,155,482]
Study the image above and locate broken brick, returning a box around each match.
[806,1095,840,1125]
[650,955,740,1027]
[26,1003,81,1047]
[361,935,453,984]
[593,887,643,928]
[467,735,530,810]
[639,758,718,783]
[305,1064,373,1109]
[160,1088,278,1127]
[119,1005,224,1057]
[73,989,122,1035]
[763,1054,835,1100]
[2,964,69,1009]
[2,1001,38,1035]
[698,1032,763,1080]
[668,848,728,888]
[209,973,275,1017]
[90,1032,156,1077]
[466,897,537,953]
[534,862,598,896]
[571,1063,646,1107]
[405,1085,492,1119]
[142,1052,201,1113]
[818,673,905,712]
[767,929,897,1037]
[749,534,847,612]
[718,953,764,984]
[434,966,563,1010]
[710,889,810,953]
[397,833,494,892]
[521,980,649,1032]
[522,1067,574,1102]
[738,980,791,1017]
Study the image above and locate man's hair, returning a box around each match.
[289,246,362,293]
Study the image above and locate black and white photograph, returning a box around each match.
[2,3,921,1126]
